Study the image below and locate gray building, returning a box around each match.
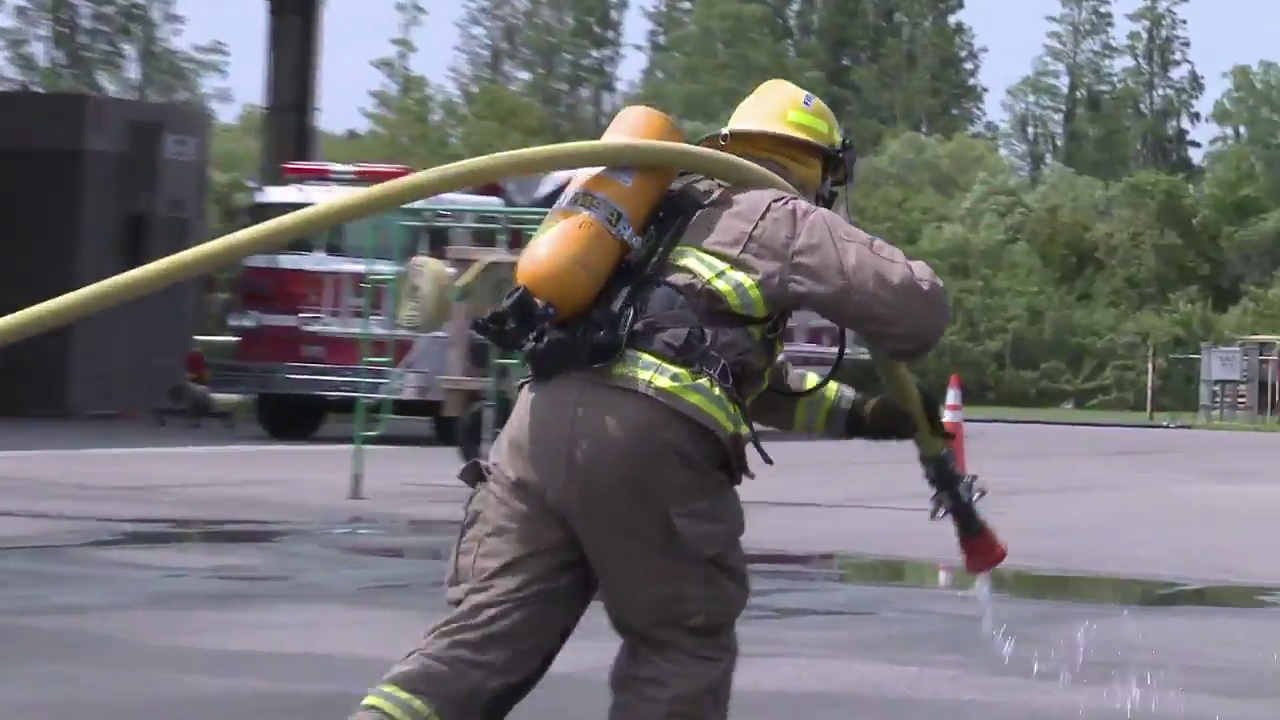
[0,92,210,417]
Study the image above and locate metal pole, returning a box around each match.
[1243,341,1260,424]
[1264,353,1274,420]
[261,0,322,184]
[1145,341,1156,421]
[1198,342,1212,424]
[348,438,366,500]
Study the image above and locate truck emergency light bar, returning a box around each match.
[280,161,415,184]
[279,160,511,198]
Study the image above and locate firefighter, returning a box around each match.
[353,79,950,720]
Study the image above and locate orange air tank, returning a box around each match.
[514,105,686,320]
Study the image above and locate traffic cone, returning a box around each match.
[937,563,954,589]
[943,374,966,474]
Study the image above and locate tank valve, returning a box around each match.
[471,286,555,354]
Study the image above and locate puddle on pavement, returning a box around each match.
[22,516,1279,610]
[831,555,1280,609]
[0,510,280,526]
[52,517,463,556]
[80,526,291,547]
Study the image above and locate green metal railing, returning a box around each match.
[346,205,548,499]
[446,207,547,463]
[348,211,414,499]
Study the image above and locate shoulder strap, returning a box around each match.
[633,176,716,274]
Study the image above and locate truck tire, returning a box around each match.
[433,416,459,445]
[255,394,326,441]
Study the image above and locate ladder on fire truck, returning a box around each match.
[346,201,547,497]
[345,205,412,497]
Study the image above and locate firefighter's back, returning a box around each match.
[585,178,800,461]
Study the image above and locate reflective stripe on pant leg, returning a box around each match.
[612,350,747,436]
[360,684,437,720]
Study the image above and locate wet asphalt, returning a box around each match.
[1,418,1279,719]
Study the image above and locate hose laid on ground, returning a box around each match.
[0,139,1002,570]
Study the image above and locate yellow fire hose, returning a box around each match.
[0,140,938,455]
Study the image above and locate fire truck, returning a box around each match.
[209,161,864,445]
[210,161,547,441]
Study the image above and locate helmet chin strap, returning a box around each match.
[816,175,838,210]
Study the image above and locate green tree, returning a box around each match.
[451,0,525,89]
[1002,65,1059,182]
[447,0,555,154]
[519,0,630,138]
[111,0,231,107]
[636,0,693,93]
[637,0,986,152]
[1003,0,1131,181]
[1208,61,1280,202]
[635,0,804,134]
[0,0,128,92]
[851,0,986,139]
[360,0,455,166]
[0,0,228,106]
[1120,0,1204,176]
[1202,62,1280,303]
[782,0,986,151]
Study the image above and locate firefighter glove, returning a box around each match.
[845,386,947,441]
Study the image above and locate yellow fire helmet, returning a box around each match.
[698,79,855,209]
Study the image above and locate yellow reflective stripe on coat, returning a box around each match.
[669,247,768,318]
[360,684,437,720]
[791,370,842,434]
[613,349,748,435]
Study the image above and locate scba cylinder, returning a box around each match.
[514,105,687,320]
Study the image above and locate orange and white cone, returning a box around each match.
[943,373,966,474]
[937,563,954,589]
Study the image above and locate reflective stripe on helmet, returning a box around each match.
[668,247,768,318]
[612,349,748,436]
[360,684,437,720]
[791,369,844,434]
[785,109,838,143]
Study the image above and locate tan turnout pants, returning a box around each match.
[353,373,749,720]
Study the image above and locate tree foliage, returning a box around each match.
[0,0,230,104]
[9,0,1280,410]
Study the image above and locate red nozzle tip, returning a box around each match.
[960,529,1008,574]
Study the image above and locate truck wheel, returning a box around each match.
[255,394,326,441]
[457,399,512,462]
[433,416,459,445]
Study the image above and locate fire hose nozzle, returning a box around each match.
[921,448,1007,575]
[959,528,1008,575]
[929,474,987,521]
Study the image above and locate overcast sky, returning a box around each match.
[182,0,1274,135]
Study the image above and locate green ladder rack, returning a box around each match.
[442,206,547,462]
[348,209,413,500]
[346,204,548,499]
